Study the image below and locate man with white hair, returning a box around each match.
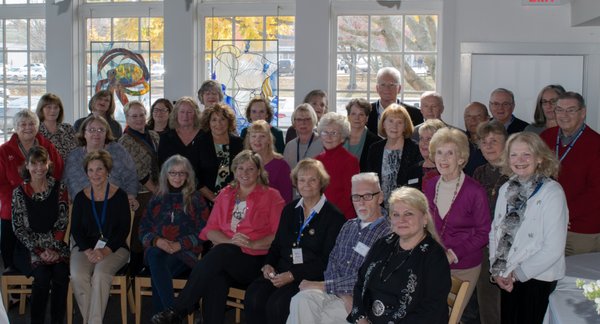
[412,91,460,141]
[367,67,424,135]
[286,173,390,324]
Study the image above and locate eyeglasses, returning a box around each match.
[168,171,188,177]
[85,127,106,133]
[489,102,513,109]
[377,82,399,88]
[153,108,169,114]
[294,117,312,123]
[351,191,381,202]
[554,106,583,115]
[540,98,558,106]
[319,130,340,137]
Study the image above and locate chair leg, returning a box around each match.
[1,277,9,311]
[134,278,142,324]
[67,283,73,324]
[121,282,128,324]
[127,282,135,314]
[18,285,26,315]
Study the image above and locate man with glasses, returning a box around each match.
[488,88,529,135]
[287,172,389,324]
[367,67,424,135]
[540,91,600,255]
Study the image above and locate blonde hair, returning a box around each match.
[230,150,269,187]
[170,97,201,130]
[291,159,330,194]
[429,127,470,168]
[388,186,443,246]
[501,132,560,179]
[244,120,282,158]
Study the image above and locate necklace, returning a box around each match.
[434,172,463,236]
[379,234,426,282]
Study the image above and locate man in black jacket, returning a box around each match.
[367,67,424,135]
[488,87,529,135]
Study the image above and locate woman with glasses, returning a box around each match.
[285,90,328,143]
[0,110,64,273]
[490,132,567,324]
[64,115,139,209]
[73,90,123,138]
[139,155,208,315]
[148,99,173,135]
[367,104,422,208]
[404,119,445,191]
[525,85,566,135]
[36,93,78,160]
[196,80,224,110]
[423,128,491,319]
[283,104,324,170]
[244,158,345,324]
[150,150,285,324]
[343,98,380,172]
[315,112,359,219]
[240,97,285,153]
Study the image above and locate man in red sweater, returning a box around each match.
[540,91,600,255]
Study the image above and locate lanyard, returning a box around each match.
[296,133,315,162]
[91,183,110,239]
[296,210,317,244]
[555,125,585,162]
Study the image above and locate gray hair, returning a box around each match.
[291,103,318,127]
[157,155,197,214]
[14,109,40,131]
[351,172,381,192]
[376,67,401,84]
[420,91,444,107]
[418,119,446,136]
[317,112,350,140]
[490,88,515,104]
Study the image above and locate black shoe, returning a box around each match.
[151,308,183,324]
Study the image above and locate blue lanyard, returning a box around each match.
[296,210,317,244]
[555,125,585,162]
[91,183,110,239]
[296,133,315,163]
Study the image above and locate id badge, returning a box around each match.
[94,238,107,250]
[292,248,304,264]
[353,241,370,257]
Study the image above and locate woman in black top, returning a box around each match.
[244,158,346,324]
[12,146,69,324]
[348,187,451,324]
[69,150,131,324]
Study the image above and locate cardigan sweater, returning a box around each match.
[424,175,491,269]
[195,131,244,194]
[118,127,160,190]
[540,125,600,234]
[264,158,292,203]
[199,184,285,256]
[315,144,360,219]
[489,179,568,282]
[157,128,204,188]
[0,133,64,220]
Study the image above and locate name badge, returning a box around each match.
[292,248,304,264]
[408,178,419,185]
[353,241,370,257]
[94,238,107,250]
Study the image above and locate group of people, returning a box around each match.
[0,66,597,324]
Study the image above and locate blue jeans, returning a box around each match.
[145,247,191,314]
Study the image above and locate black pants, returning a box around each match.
[501,279,557,324]
[30,262,70,324]
[172,243,264,324]
[1,219,16,269]
[244,277,300,324]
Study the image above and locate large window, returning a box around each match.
[335,15,438,110]
[204,16,295,128]
[85,16,164,122]
[0,18,46,143]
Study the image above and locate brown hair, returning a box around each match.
[200,103,237,134]
[36,93,64,123]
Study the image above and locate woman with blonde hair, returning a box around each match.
[349,186,451,323]
[245,120,292,202]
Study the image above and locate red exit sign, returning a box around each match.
[522,0,564,5]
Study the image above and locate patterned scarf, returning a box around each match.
[490,173,546,276]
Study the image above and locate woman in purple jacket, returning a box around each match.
[423,127,491,319]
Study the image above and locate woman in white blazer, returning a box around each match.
[489,132,568,324]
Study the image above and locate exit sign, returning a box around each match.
[522,0,564,5]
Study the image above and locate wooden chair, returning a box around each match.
[134,275,194,324]
[226,287,245,324]
[448,276,470,324]
[1,205,73,317]
[68,210,136,323]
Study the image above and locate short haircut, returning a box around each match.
[317,112,350,140]
[123,100,146,117]
[418,119,446,136]
[14,109,40,131]
[378,104,414,138]
[376,67,401,84]
[20,146,54,180]
[291,158,330,194]
[429,127,470,168]
[76,115,115,146]
[197,80,224,104]
[351,172,381,192]
[345,98,371,116]
[169,97,202,130]
[291,103,318,127]
[420,91,444,107]
[230,150,269,187]
[501,132,560,179]
[36,93,64,123]
[490,88,515,104]
[558,91,586,108]
[200,102,237,134]
[388,186,443,246]
[245,97,274,123]
[83,149,113,173]
[89,90,116,119]
[476,120,508,143]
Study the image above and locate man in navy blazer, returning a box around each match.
[367,67,423,135]
[488,88,529,135]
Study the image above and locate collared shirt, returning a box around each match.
[324,212,390,295]
[295,194,327,216]
[559,123,586,146]
[502,115,515,130]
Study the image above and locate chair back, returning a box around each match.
[447,276,469,324]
